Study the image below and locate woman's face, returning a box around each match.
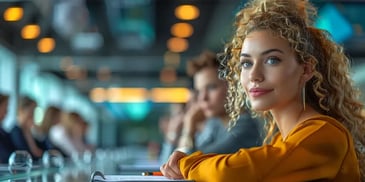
[19,103,36,127]
[194,67,227,118]
[240,30,305,112]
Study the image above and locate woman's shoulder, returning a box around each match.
[287,114,351,146]
[297,114,350,135]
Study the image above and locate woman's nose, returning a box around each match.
[198,90,208,102]
[249,64,264,83]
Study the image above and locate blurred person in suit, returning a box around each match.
[0,93,15,163]
[10,95,43,160]
[159,50,262,163]
[31,105,62,151]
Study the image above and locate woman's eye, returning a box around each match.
[266,57,280,65]
[207,84,217,90]
[240,60,252,68]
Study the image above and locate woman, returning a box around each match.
[161,0,365,181]
[159,51,262,163]
[50,111,93,157]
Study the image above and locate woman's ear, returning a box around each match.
[301,62,314,82]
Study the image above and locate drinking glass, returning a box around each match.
[8,150,33,174]
[42,150,64,168]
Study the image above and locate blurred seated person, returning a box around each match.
[49,111,93,158]
[76,113,94,152]
[159,51,262,163]
[159,103,186,143]
[32,105,62,151]
[10,95,43,160]
[0,93,15,163]
[159,103,186,162]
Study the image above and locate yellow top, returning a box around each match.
[179,115,360,182]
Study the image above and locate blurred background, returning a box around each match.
[0,0,364,151]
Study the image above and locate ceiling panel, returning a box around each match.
[0,0,364,95]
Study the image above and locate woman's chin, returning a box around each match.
[251,105,270,112]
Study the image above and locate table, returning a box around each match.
[0,146,192,182]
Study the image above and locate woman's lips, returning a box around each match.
[249,88,273,97]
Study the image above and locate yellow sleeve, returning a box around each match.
[179,119,357,182]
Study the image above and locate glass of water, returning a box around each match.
[42,149,64,168]
[8,150,33,174]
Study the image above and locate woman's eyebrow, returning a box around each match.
[240,48,284,57]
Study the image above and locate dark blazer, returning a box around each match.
[9,125,41,161]
[0,127,15,163]
[9,125,29,151]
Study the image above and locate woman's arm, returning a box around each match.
[163,119,354,181]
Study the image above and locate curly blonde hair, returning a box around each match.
[218,0,365,179]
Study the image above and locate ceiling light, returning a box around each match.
[167,37,188,53]
[21,24,40,39]
[37,37,56,53]
[150,88,190,103]
[175,5,200,20]
[90,88,107,103]
[3,7,23,21]
[107,88,148,103]
[65,65,87,80]
[160,67,177,84]
[163,51,180,67]
[97,67,111,81]
[171,22,194,38]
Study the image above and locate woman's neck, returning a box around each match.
[271,104,317,140]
